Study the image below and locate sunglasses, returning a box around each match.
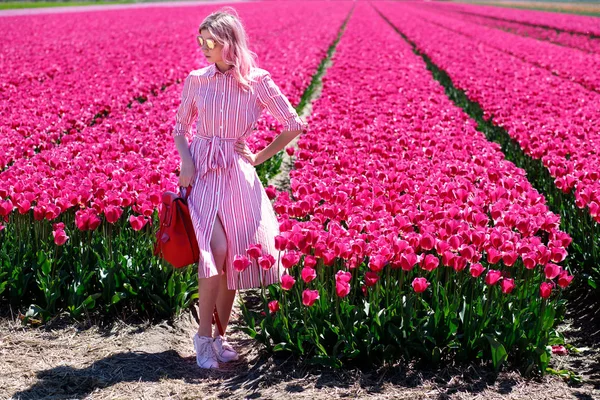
[196,36,217,50]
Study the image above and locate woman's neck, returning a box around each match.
[215,62,233,73]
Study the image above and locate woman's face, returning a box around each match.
[199,29,223,63]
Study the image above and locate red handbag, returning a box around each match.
[153,185,199,268]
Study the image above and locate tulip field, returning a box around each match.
[2,1,600,395]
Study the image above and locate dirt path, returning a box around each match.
[1,289,599,399]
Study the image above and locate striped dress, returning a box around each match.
[172,63,308,290]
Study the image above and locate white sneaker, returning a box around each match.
[212,335,239,362]
[193,333,219,369]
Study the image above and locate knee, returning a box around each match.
[210,239,227,260]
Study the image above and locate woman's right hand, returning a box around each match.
[178,158,196,187]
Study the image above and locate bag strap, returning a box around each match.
[179,185,193,201]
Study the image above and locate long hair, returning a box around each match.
[199,7,258,91]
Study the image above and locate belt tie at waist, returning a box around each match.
[195,135,239,178]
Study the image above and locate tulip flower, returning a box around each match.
[265,185,277,200]
[268,300,280,313]
[304,255,317,269]
[281,274,296,291]
[246,243,263,260]
[544,263,562,280]
[412,277,430,293]
[233,255,251,272]
[52,227,69,246]
[302,289,320,306]
[301,266,317,283]
[274,234,289,251]
[540,282,553,299]
[258,254,276,270]
[420,254,440,272]
[557,270,574,288]
[469,263,485,278]
[104,205,123,224]
[485,269,502,286]
[281,251,301,269]
[364,271,379,287]
[336,280,351,298]
[500,278,515,294]
[128,215,147,231]
[420,233,435,251]
[551,345,568,356]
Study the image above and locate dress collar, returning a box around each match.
[210,63,233,77]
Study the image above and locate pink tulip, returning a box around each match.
[420,254,439,272]
[544,263,562,280]
[557,271,574,288]
[281,251,301,269]
[274,234,289,251]
[233,255,251,272]
[0,200,13,217]
[336,280,351,298]
[246,243,262,260]
[540,282,553,299]
[304,255,317,269]
[486,248,502,265]
[258,254,276,270]
[128,215,147,231]
[420,234,435,251]
[265,185,277,200]
[302,289,320,306]
[369,255,387,272]
[301,267,316,283]
[500,278,515,294]
[104,205,123,224]
[399,252,417,271]
[470,263,485,278]
[365,271,379,287]
[52,228,69,246]
[285,147,295,156]
[412,277,430,293]
[281,274,296,291]
[485,269,502,286]
[268,300,280,313]
[335,270,352,283]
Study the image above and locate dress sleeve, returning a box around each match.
[256,72,308,134]
[173,73,198,139]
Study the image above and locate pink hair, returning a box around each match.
[199,7,258,91]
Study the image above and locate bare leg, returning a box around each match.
[214,271,237,336]
[197,213,228,337]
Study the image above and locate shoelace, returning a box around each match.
[196,337,217,365]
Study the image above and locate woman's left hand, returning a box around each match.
[235,140,259,166]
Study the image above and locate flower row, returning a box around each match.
[432,1,600,36]
[406,4,600,93]
[375,3,600,223]
[241,2,571,371]
[0,2,353,233]
[435,9,600,54]
[0,2,336,170]
[270,3,572,301]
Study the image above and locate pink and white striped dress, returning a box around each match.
[172,63,308,290]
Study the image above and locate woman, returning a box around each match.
[172,7,308,370]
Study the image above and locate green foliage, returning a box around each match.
[240,256,568,375]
